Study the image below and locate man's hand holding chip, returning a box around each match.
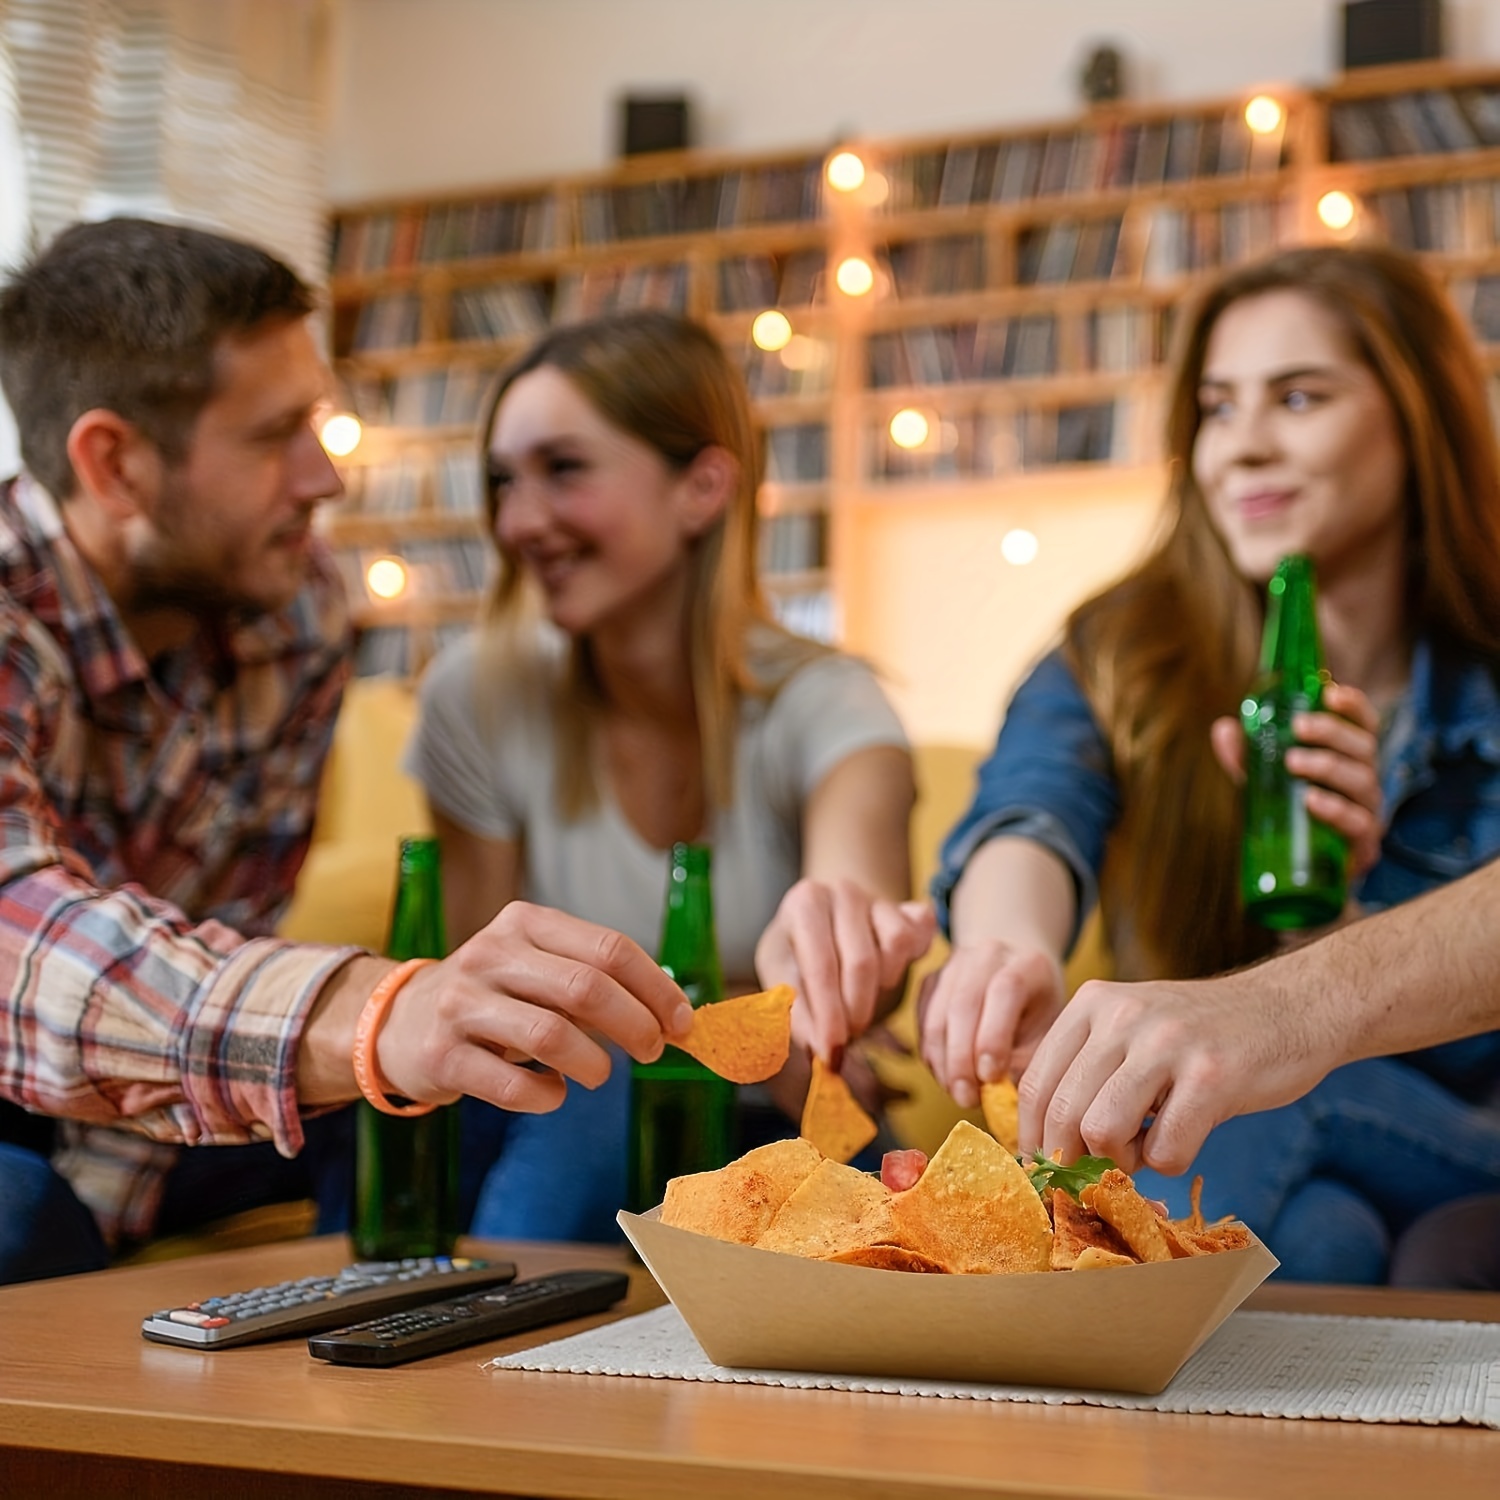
[754,879,935,1060]
[301,902,695,1115]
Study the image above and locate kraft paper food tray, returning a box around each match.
[618,1207,1278,1395]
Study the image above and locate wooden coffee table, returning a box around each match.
[1,1236,1496,1499]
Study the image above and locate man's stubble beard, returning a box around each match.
[122,471,287,622]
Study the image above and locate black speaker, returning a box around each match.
[620,94,691,157]
[1342,0,1443,70]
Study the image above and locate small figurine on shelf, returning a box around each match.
[1080,43,1127,105]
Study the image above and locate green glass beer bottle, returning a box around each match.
[1240,554,1349,930]
[351,836,461,1259]
[626,842,736,1213]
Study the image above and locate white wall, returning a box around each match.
[327,0,1500,202]
[844,475,1166,748]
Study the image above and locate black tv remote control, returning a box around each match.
[141,1256,517,1349]
[306,1268,631,1366]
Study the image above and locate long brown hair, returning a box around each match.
[1065,243,1500,978]
[476,309,826,818]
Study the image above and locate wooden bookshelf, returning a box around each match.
[323,60,1500,678]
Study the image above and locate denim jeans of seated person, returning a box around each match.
[149,1105,357,1242]
[0,1110,356,1286]
[461,1053,634,1245]
[1130,1057,1500,1285]
[0,1141,110,1284]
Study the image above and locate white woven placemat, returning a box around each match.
[490,1303,1500,1427]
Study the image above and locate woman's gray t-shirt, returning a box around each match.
[404,630,908,985]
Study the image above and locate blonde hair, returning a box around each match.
[476,309,827,818]
[1065,243,1500,978]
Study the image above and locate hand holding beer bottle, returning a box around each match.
[1213,554,1385,932]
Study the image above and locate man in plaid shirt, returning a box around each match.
[0,219,693,1283]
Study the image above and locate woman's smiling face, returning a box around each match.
[1192,289,1410,586]
[487,365,698,637]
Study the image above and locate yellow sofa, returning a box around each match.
[278,677,429,950]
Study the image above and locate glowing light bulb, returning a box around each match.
[366,556,408,600]
[1001,529,1039,566]
[319,411,362,457]
[835,255,875,297]
[1244,95,1283,135]
[751,309,793,351]
[826,151,867,193]
[1317,190,1356,231]
[888,408,930,449]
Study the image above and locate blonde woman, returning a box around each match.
[406,311,932,1240]
[923,244,1500,1282]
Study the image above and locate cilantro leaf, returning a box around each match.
[1023,1153,1116,1198]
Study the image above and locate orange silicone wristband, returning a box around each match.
[351,957,440,1117]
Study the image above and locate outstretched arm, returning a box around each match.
[755,744,932,1059]
[297,902,694,1116]
[1019,857,1500,1173]
[919,835,1074,1109]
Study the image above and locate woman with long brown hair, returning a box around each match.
[921,243,1500,1281]
[406,310,932,1241]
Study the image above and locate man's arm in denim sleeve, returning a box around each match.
[930,649,1120,951]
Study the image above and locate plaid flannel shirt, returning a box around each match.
[0,474,360,1246]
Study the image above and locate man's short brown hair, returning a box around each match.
[0,217,316,499]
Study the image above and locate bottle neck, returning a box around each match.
[658,842,723,1006]
[388,836,446,960]
[1260,554,1325,684]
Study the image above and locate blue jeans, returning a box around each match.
[0,1110,355,1285]
[462,1056,633,1244]
[152,1106,355,1240]
[1132,1058,1500,1284]
[0,1142,110,1284]
[459,1057,891,1244]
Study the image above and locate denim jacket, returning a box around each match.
[932,640,1500,1101]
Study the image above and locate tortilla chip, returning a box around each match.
[1155,1217,1195,1260]
[1049,1188,1134,1270]
[660,1138,824,1243]
[979,1076,1020,1154]
[824,1244,950,1273]
[800,1056,879,1163]
[891,1119,1052,1275]
[1161,1219,1253,1257]
[755,1159,894,1259]
[678,985,795,1084]
[1072,1246,1137,1270]
[1080,1169,1173,1263]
